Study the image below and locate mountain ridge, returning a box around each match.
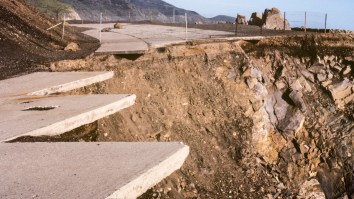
[24,0,234,23]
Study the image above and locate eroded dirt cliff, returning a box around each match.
[50,34,354,199]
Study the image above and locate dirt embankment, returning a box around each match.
[0,0,99,80]
[47,34,354,198]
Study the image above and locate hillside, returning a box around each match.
[0,0,98,79]
[24,0,228,23]
[210,15,235,23]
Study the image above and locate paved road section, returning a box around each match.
[0,142,190,199]
[0,94,136,142]
[73,23,233,54]
[0,71,114,97]
[0,72,137,142]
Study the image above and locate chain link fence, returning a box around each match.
[286,11,328,32]
[52,8,339,38]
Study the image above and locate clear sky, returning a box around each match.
[164,0,354,30]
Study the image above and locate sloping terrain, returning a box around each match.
[24,0,234,23]
[0,0,98,80]
[49,34,354,198]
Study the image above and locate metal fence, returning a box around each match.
[286,11,328,32]
[55,9,335,39]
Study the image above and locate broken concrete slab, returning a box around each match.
[0,142,189,199]
[0,72,114,97]
[0,94,136,142]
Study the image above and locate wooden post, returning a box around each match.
[304,12,307,32]
[283,12,286,33]
[260,12,263,35]
[99,12,102,43]
[235,13,238,36]
[185,13,188,40]
[62,13,66,39]
[325,13,327,33]
[173,8,175,23]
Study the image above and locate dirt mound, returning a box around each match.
[0,0,98,80]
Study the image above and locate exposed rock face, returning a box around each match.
[299,179,326,199]
[236,14,247,25]
[262,8,291,30]
[248,12,262,26]
[329,79,354,108]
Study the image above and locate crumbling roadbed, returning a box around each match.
[48,34,354,198]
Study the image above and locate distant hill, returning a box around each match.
[209,15,235,23]
[25,0,214,23]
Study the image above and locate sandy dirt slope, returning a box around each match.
[0,0,99,80]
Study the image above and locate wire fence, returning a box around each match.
[286,11,328,31]
[53,8,337,39]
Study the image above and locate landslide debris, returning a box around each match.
[50,33,353,199]
[0,0,98,80]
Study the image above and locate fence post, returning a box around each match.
[283,12,286,33]
[173,8,175,23]
[185,13,188,40]
[260,12,263,35]
[235,13,238,36]
[62,13,66,39]
[325,13,327,33]
[304,11,307,32]
[99,12,102,43]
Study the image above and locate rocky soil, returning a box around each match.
[0,0,99,80]
[48,34,353,199]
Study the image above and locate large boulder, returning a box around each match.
[262,8,291,30]
[248,12,263,26]
[236,14,248,25]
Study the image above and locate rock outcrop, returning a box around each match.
[248,12,263,26]
[329,79,354,108]
[236,14,247,25]
[262,8,291,30]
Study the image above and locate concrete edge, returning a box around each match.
[3,94,136,142]
[94,50,147,55]
[106,143,190,199]
[29,71,114,96]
